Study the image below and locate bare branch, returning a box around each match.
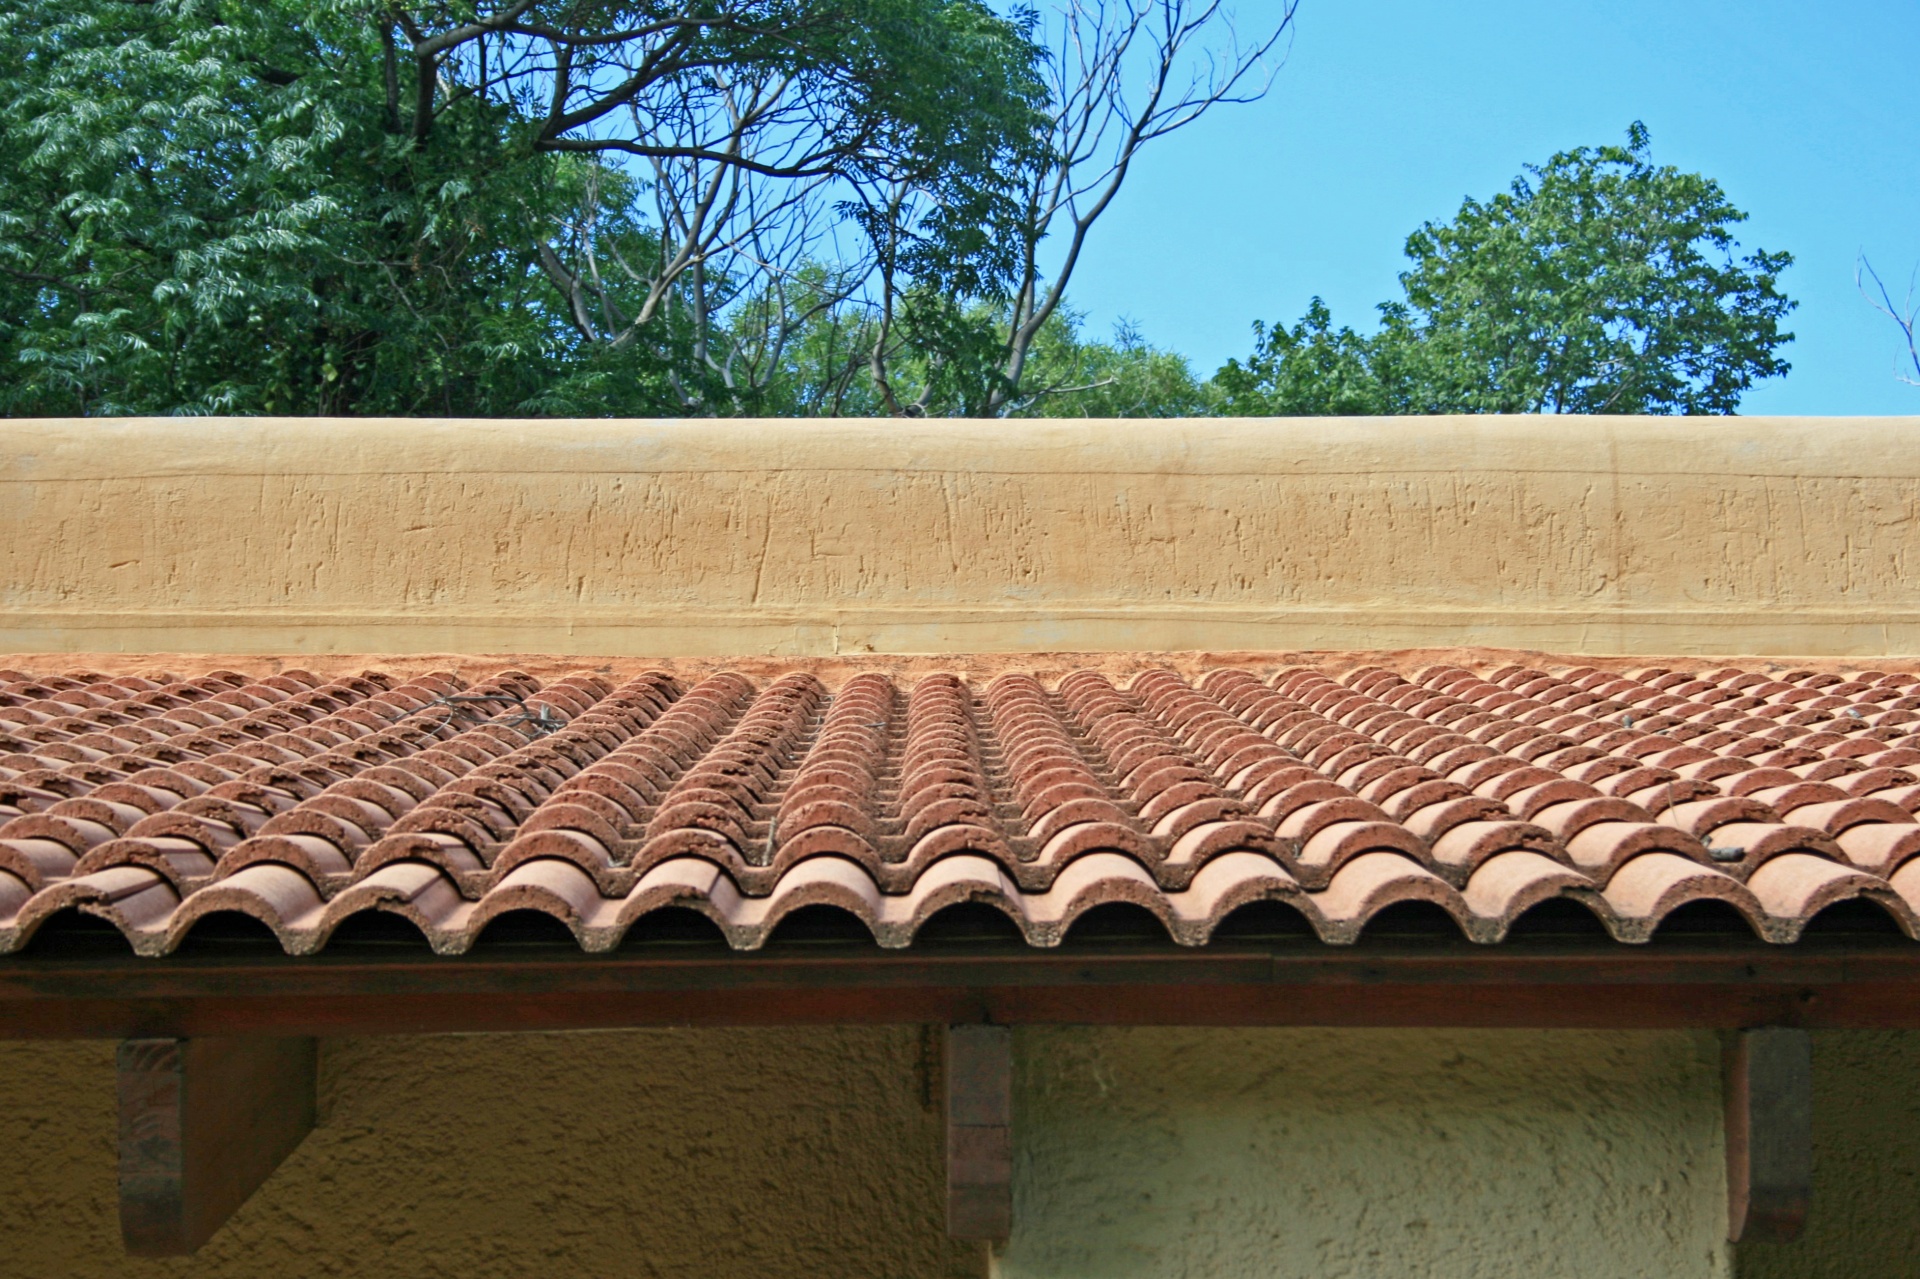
[986,0,1297,413]
[408,0,542,59]
[1859,254,1920,387]
[1007,374,1118,413]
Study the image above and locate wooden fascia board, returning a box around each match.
[3,942,1920,1036]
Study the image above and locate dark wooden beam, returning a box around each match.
[118,1036,318,1255]
[946,1024,1012,1240]
[0,941,1916,1038]
[1724,1027,1811,1244]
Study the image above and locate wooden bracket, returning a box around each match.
[1724,1027,1810,1244]
[118,1036,317,1255]
[946,1024,1012,1241]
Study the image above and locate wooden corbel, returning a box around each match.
[118,1036,317,1255]
[946,1024,1012,1241]
[1724,1027,1811,1243]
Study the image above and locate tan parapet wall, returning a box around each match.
[4,414,1919,657]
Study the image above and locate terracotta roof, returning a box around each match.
[5,660,1920,957]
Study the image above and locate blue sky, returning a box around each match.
[1060,0,1920,414]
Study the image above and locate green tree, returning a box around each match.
[0,0,356,415]
[1213,299,1394,415]
[863,0,1298,417]
[0,0,1046,416]
[1005,313,1209,417]
[1216,124,1796,416]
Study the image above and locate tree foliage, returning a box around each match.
[0,0,1051,415]
[1218,125,1796,416]
[1211,299,1391,415]
[0,0,1274,418]
[4,13,1797,425]
[863,0,1292,417]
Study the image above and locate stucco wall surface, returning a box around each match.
[6,415,1920,657]
[0,1025,1849,1279]
[0,1027,978,1279]
[1,1027,1916,1278]
[1737,1030,1920,1279]
[1001,1027,1732,1279]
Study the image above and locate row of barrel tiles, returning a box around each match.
[5,661,1920,952]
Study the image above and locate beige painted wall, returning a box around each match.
[0,1028,977,1279]
[6,1027,1912,1279]
[1738,1031,1920,1279]
[1001,1028,1732,1279]
[6,415,1920,658]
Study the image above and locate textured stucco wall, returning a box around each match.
[1737,1031,1920,1279]
[2,1028,1915,1278]
[6,415,1920,657]
[3,1029,1904,1275]
[1002,1028,1732,1279]
[0,1028,978,1279]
